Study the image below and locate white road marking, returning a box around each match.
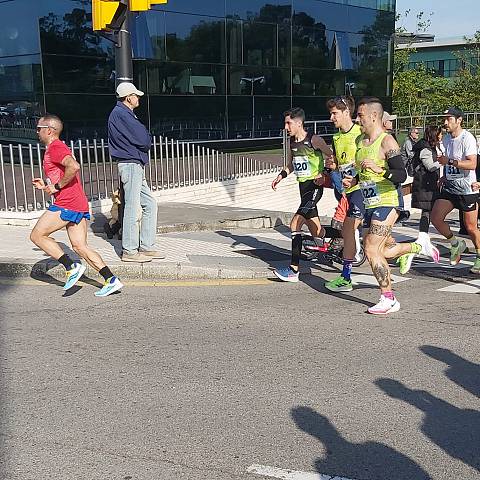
[246,464,356,480]
[352,274,410,286]
[437,284,479,294]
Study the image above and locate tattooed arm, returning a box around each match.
[382,135,407,184]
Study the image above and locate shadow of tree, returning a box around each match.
[420,345,480,398]
[375,378,480,473]
[291,406,432,480]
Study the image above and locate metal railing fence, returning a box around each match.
[395,112,480,136]
[0,136,279,213]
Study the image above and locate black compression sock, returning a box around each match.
[291,232,303,267]
[58,254,75,270]
[99,266,114,281]
[324,226,342,239]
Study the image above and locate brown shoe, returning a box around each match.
[139,250,165,259]
[121,252,153,263]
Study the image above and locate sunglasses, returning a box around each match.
[36,125,57,132]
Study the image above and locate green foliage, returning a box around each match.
[393,12,480,116]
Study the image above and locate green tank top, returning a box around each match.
[333,123,362,194]
[290,132,324,183]
[355,132,399,208]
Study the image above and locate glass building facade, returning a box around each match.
[0,0,395,141]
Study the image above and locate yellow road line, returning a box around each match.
[0,277,273,288]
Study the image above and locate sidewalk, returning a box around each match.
[0,202,473,282]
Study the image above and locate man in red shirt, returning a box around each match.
[30,114,123,297]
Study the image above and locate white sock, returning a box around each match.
[354,229,361,255]
[417,231,430,242]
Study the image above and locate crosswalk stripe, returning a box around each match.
[352,274,410,286]
[437,284,480,293]
[247,464,356,480]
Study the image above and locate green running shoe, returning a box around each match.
[470,257,480,274]
[325,275,353,292]
[396,253,415,275]
[450,240,467,265]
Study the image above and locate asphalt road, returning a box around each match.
[0,271,479,480]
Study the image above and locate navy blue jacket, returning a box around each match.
[107,101,151,165]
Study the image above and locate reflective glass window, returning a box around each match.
[0,54,42,98]
[292,25,329,68]
[227,96,290,139]
[42,55,115,94]
[165,13,225,63]
[293,68,346,96]
[228,66,290,95]
[144,10,166,60]
[146,62,225,95]
[226,1,292,22]
[0,0,41,56]
[151,0,226,18]
[148,95,226,139]
[293,1,348,33]
[243,22,277,66]
[44,93,115,140]
[39,4,113,57]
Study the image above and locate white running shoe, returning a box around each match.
[63,262,86,290]
[368,295,400,315]
[415,235,440,263]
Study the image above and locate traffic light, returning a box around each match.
[92,0,127,31]
[129,0,167,12]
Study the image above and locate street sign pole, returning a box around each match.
[114,0,133,87]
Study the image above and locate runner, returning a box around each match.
[30,114,123,297]
[323,95,363,292]
[271,107,332,282]
[342,97,439,314]
[430,108,480,274]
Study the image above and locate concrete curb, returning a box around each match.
[156,213,293,233]
[0,259,273,282]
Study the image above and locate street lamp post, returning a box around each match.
[240,76,265,138]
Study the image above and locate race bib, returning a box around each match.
[445,164,463,180]
[339,162,357,179]
[360,180,380,207]
[293,156,312,178]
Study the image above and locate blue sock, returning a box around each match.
[342,259,353,281]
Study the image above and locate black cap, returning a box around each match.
[444,107,464,118]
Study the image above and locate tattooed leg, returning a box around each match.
[369,223,392,237]
[372,261,391,289]
[364,219,397,292]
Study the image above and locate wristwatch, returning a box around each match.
[447,158,454,166]
[54,183,62,191]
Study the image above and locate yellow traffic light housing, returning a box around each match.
[130,0,168,12]
[92,0,127,31]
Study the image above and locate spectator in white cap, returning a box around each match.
[107,82,164,263]
[382,111,397,136]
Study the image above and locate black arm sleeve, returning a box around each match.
[383,154,407,184]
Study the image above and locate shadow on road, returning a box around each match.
[291,405,432,480]
[420,345,480,398]
[215,230,291,269]
[375,378,480,473]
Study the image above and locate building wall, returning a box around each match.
[0,0,395,141]
[407,43,480,78]
[154,173,339,218]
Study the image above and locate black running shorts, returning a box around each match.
[296,180,324,219]
[435,190,479,212]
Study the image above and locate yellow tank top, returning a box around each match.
[355,132,399,208]
[333,124,362,194]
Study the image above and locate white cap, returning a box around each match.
[382,111,397,122]
[116,82,144,98]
